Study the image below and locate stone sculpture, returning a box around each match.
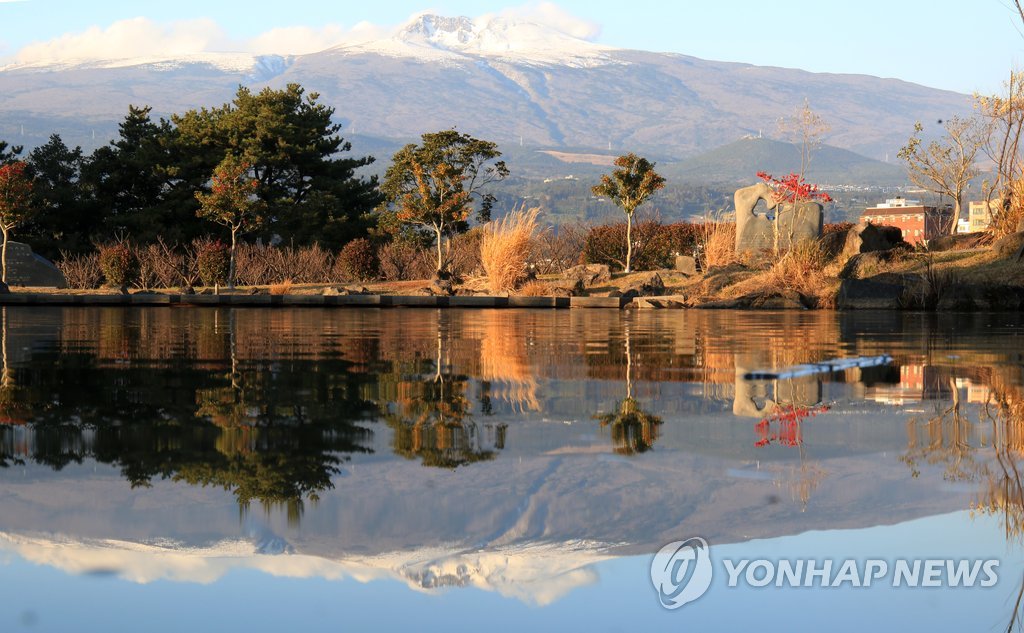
[1,242,67,288]
[734,182,823,254]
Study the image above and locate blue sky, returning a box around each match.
[1,0,1022,94]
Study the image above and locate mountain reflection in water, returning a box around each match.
[0,307,1023,622]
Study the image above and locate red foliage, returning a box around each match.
[757,171,833,205]
[0,161,34,225]
[754,404,830,448]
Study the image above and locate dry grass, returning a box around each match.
[762,242,833,298]
[696,217,736,270]
[269,279,293,295]
[514,280,553,296]
[991,179,1024,239]
[478,312,540,412]
[480,206,540,293]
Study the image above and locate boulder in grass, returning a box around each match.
[929,232,988,252]
[619,272,665,298]
[993,231,1024,260]
[843,223,905,257]
[563,264,611,287]
[673,255,698,276]
[836,278,904,310]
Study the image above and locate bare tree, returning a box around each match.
[898,116,983,235]
[777,98,831,178]
[977,70,1024,237]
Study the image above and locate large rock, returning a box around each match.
[817,229,850,260]
[1,241,66,288]
[618,272,665,299]
[734,182,823,253]
[936,284,976,312]
[699,289,807,310]
[993,231,1024,260]
[546,278,586,297]
[836,279,904,310]
[929,232,988,252]
[563,264,611,287]
[701,263,755,295]
[673,255,698,276]
[970,285,1024,311]
[843,223,905,257]
[838,250,905,280]
[414,277,455,296]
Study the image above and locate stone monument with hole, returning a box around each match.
[734,182,823,254]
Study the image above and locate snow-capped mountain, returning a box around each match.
[0,531,616,606]
[328,13,617,68]
[0,13,972,162]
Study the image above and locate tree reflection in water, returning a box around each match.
[595,319,663,455]
[385,313,507,469]
[899,372,1024,631]
[0,308,379,525]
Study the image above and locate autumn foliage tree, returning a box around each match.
[195,157,264,288]
[592,153,665,273]
[380,130,508,277]
[898,117,983,235]
[0,162,34,289]
[756,171,833,205]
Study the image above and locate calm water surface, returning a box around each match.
[0,307,1023,631]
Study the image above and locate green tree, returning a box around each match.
[898,117,983,235]
[0,161,34,290]
[592,153,666,272]
[175,84,380,248]
[380,130,508,277]
[26,135,96,257]
[195,156,264,288]
[0,140,23,165]
[83,106,191,242]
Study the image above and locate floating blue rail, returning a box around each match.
[742,355,894,381]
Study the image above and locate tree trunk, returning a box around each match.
[1,226,7,285]
[229,226,238,290]
[949,199,962,235]
[435,225,444,277]
[625,213,634,273]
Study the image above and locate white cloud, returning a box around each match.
[9,4,601,64]
[15,17,228,64]
[497,2,601,40]
[244,22,389,56]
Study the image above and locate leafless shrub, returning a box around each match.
[447,229,483,278]
[57,251,102,289]
[234,243,278,287]
[533,222,588,274]
[282,244,333,283]
[379,242,435,281]
[136,238,185,289]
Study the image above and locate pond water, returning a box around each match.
[0,307,1022,632]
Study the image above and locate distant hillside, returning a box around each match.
[0,13,972,162]
[670,137,908,186]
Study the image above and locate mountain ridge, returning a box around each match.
[0,12,972,164]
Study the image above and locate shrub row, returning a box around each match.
[55,233,485,290]
[55,220,711,289]
[582,221,702,271]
